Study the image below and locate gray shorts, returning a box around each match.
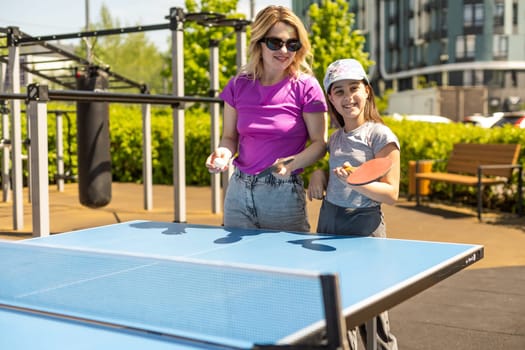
[316,199,385,237]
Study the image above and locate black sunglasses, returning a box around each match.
[259,37,302,52]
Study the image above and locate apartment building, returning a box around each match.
[293,0,525,117]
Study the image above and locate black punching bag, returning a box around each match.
[76,67,112,208]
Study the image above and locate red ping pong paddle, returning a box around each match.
[346,157,392,186]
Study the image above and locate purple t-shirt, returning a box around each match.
[219,73,327,174]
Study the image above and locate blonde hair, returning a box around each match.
[240,6,313,79]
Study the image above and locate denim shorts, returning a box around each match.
[223,168,310,232]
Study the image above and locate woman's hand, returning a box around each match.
[206,147,232,173]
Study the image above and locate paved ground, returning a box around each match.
[1,183,524,349]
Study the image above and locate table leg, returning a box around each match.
[366,317,377,350]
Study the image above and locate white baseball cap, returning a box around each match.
[323,58,369,92]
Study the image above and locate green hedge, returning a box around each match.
[42,103,213,186]
[39,103,525,214]
[385,118,525,213]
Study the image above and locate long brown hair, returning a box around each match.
[240,6,313,80]
[327,82,384,128]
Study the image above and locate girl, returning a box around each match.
[308,58,400,350]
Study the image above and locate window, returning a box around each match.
[420,10,429,38]
[391,50,399,71]
[440,39,449,62]
[473,4,484,26]
[464,4,473,26]
[416,45,423,65]
[456,35,465,58]
[493,35,508,58]
[408,0,414,12]
[464,3,484,28]
[431,9,438,31]
[463,69,484,86]
[456,35,476,59]
[474,70,483,86]
[464,70,473,86]
[441,8,448,30]
[389,24,397,46]
[356,0,367,31]
[512,1,518,26]
[409,17,415,41]
[494,3,504,26]
[389,0,396,18]
[465,35,476,58]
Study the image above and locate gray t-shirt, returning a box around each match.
[325,121,400,208]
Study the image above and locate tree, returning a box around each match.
[162,0,243,99]
[308,0,372,83]
[76,5,165,93]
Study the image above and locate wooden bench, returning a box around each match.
[414,143,523,220]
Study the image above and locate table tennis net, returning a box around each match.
[0,241,332,348]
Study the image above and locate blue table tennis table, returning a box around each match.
[0,220,483,350]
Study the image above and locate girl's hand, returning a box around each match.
[307,169,327,200]
[333,161,354,183]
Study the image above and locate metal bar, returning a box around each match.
[477,168,482,221]
[55,112,64,192]
[171,8,186,223]
[27,84,50,237]
[50,90,220,104]
[365,318,377,350]
[1,101,10,202]
[24,67,75,73]
[320,274,349,350]
[0,90,221,105]
[15,23,170,44]
[25,111,31,203]
[209,40,221,214]
[2,28,145,91]
[22,69,74,89]
[518,166,523,216]
[141,102,153,210]
[22,58,74,65]
[31,41,90,66]
[8,45,24,230]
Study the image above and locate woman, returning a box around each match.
[206,5,327,232]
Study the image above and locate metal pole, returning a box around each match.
[85,0,90,31]
[1,101,10,202]
[55,112,65,192]
[235,26,247,69]
[25,115,31,203]
[209,40,221,214]
[170,8,186,223]
[85,0,91,62]
[27,84,50,237]
[250,0,256,20]
[142,101,153,210]
[7,29,24,229]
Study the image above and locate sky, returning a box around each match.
[0,0,292,51]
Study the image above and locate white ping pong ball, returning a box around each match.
[213,157,227,168]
